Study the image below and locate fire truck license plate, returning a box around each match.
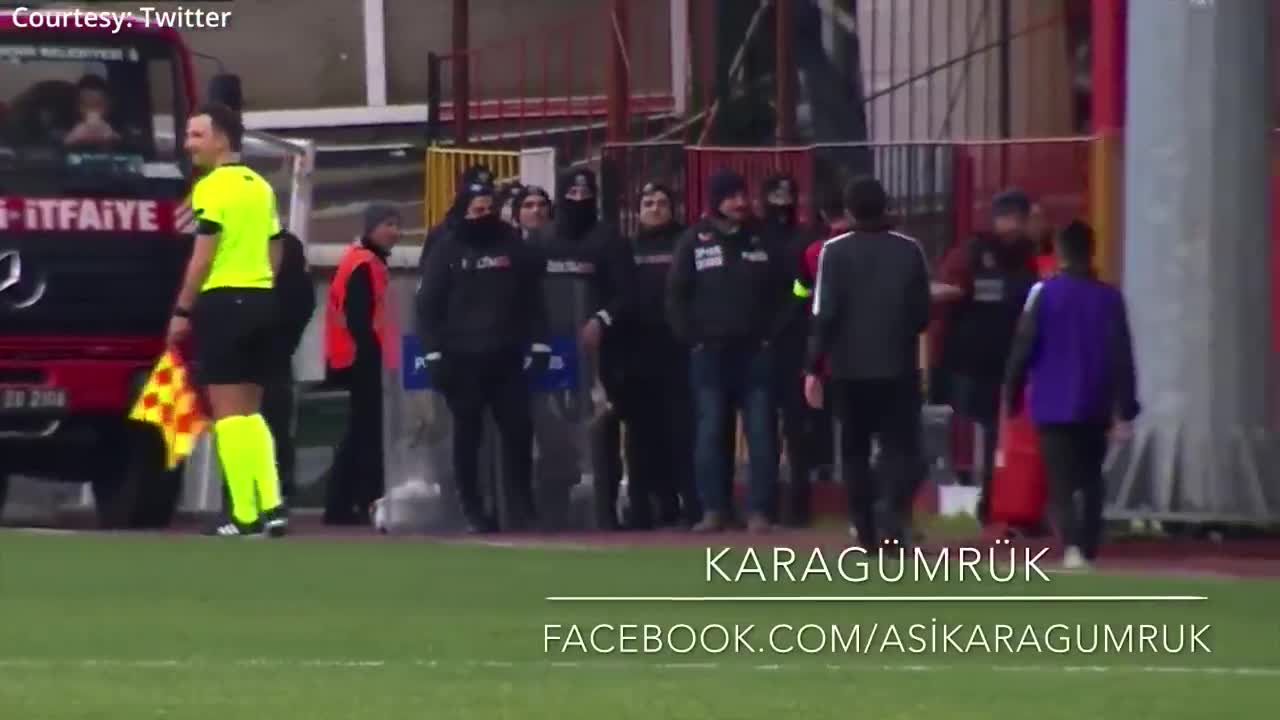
[0,387,68,414]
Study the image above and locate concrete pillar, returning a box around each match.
[1113,0,1277,521]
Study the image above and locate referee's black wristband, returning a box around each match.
[173,307,192,319]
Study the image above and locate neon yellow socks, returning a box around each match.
[245,413,283,512]
[214,416,259,525]
[213,414,283,525]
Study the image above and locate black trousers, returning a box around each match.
[326,355,384,523]
[774,349,831,525]
[950,373,1001,520]
[720,398,740,520]
[441,350,535,528]
[595,413,624,528]
[614,372,695,526]
[261,374,296,501]
[1037,423,1109,560]
[830,374,923,545]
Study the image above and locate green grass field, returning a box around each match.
[1,531,1277,719]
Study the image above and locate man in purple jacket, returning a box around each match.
[1004,221,1140,570]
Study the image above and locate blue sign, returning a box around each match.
[401,334,580,392]
[534,335,580,392]
[402,334,432,390]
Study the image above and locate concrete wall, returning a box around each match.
[385,0,670,104]
[58,1,668,111]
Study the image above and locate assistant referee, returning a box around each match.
[168,102,288,538]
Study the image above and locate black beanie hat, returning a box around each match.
[497,180,524,204]
[515,184,551,208]
[559,168,598,199]
[707,169,748,211]
[460,164,494,188]
[992,188,1032,218]
[761,173,796,202]
[638,181,675,207]
[363,203,401,235]
[458,181,495,207]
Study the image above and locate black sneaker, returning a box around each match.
[262,506,289,538]
[205,519,263,537]
[464,514,498,535]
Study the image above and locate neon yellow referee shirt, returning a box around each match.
[191,163,280,292]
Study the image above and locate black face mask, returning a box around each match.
[559,198,598,238]
[764,203,797,227]
[460,214,503,245]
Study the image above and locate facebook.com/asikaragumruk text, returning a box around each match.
[544,622,1213,656]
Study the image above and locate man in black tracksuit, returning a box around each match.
[264,229,316,502]
[758,173,824,526]
[805,176,931,546]
[667,169,791,533]
[609,182,696,528]
[526,168,636,530]
[417,183,550,533]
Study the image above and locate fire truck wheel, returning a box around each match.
[91,423,181,529]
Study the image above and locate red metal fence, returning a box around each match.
[951,136,1092,245]
[600,141,685,236]
[599,138,1091,267]
[428,0,676,156]
[684,146,816,224]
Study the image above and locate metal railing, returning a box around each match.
[426,0,678,154]
[599,136,1095,266]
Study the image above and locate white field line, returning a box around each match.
[0,657,1276,677]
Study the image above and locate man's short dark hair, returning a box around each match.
[842,175,888,221]
[194,102,244,152]
[1056,220,1094,264]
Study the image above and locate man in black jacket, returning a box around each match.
[667,169,791,533]
[264,229,315,502]
[417,182,550,533]
[527,168,636,530]
[609,182,695,528]
[934,189,1040,523]
[804,176,931,546]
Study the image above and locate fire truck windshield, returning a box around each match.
[0,32,186,181]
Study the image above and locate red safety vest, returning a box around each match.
[325,244,399,370]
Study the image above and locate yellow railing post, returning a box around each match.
[1089,131,1122,283]
[423,147,523,230]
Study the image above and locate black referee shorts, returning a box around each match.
[192,287,286,386]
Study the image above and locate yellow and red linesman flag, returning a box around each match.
[128,349,208,470]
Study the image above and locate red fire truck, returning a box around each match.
[0,10,243,527]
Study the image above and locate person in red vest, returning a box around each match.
[323,204,402,525]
